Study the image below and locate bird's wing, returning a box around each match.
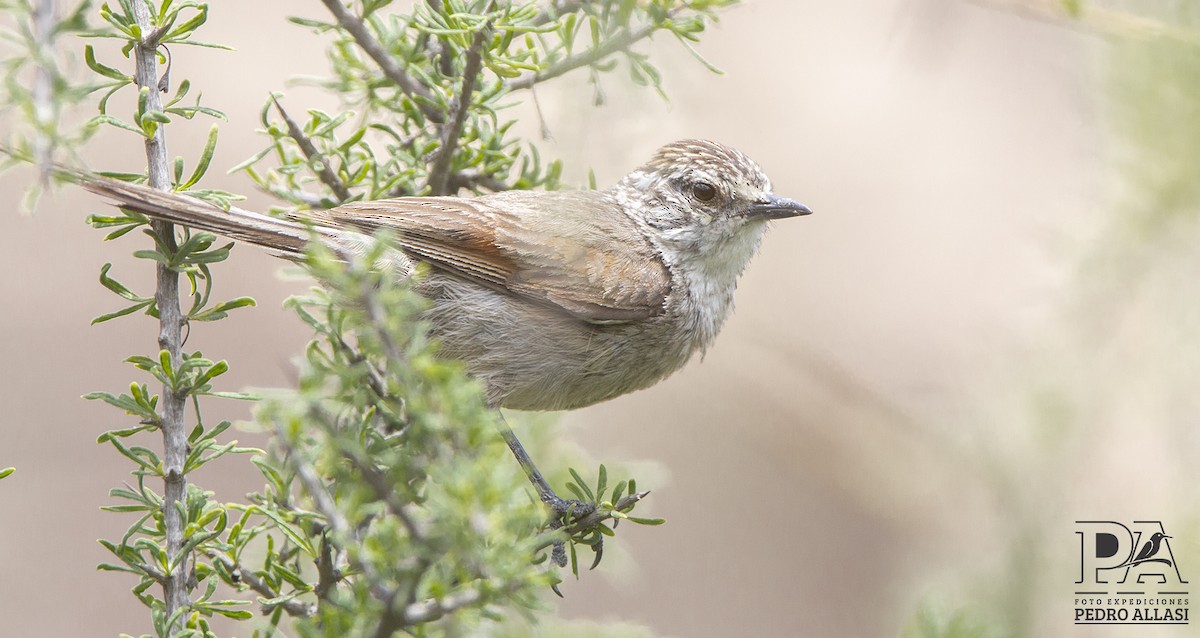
[319,191,671,323]
[1133,542,1154,561]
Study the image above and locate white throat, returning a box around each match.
[660,220,769,351]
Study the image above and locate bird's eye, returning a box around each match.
[691,181,717,202]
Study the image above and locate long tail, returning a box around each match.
[81,176,330,256]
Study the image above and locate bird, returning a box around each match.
[81,139,811,413]
[1131,532,1172,564]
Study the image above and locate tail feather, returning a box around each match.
[81,177,324,256]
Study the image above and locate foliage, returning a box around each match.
[902,599,1007,638]
[0,0,738,636]
[241,0,736,205]
[0,0,95,209]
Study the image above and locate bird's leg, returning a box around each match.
[493,413,595,520]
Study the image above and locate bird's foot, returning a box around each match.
[540,493,597,570]
[541,493,596,520]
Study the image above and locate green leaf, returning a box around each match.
[626,516,665,526]
[131,249,168,264]
[179,124,219,189]
[97,263,142,300]
[96,562,142,574]
[255,507,317,557]
[191,296,256,321]
[190,359,228,390]
[610,479,627,504]
[228,146,272,174]
[0,467,14,480]
[209,608,253,620]
[88,114,147,137]
[207,391,259,400]
[568,468,594,501]
[162,5,210,43]
[595,464,607,502]
[105,436,161,473]
[85,45,132,82]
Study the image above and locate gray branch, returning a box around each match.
[449,168,511,193]
[374,580,512,636]
[564,491,649,537]
[532,0,590,26]
[271,95,353,203]
[30,0,55,187]
[205,550,317,618]
[131,0,190,629]
[318,0,445,124]
[505,16,670,91]
[400,585,486,624]
[331,431,426,542]
[426,25,488,195]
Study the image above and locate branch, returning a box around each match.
[318,0,445,123]
[564,491,649,537]
[375,580,513,634]
[205,550,317,618]
[342,449,426,542]
[131,0,191,628]
[505,16,670,91]
[400,585,485,624]
[270,95,353,203]
[969,0,1200,44]
[30,0,54,187]
[329,333,396,414]
[426,25,488,195]
[422,0,456,77]
[449,168,511,193]
[314,535,341,602]
[278,422,353,539]
[532,0,590,26]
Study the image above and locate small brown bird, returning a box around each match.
[84,139,811,412]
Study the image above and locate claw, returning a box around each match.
[589,539,603,570]
[543,494,595,521]
[551,540,567,567]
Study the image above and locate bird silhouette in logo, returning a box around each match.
[1124,532,1173,568]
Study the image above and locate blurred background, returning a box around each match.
[3,0,1198,636]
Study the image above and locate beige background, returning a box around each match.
[3,1,1180,636]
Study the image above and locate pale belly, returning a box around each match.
[419,273,698,411]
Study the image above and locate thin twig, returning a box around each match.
[30,0,54,188]
[422,0,456,77]
[399,585,486,624]
[318,0,445,123]
[426,24,489,195]
[277,422,353,538]
[531,491,649,551]
[330,333,394,408]
[969,0,1200,44]
[341,450,426,542]
[270,95,353,203]
[382,579,523,631]
[532,0,590,26]
[372,587,407,638]
[314,534,340,603]
[352,264,412,390]
[564,491,648,537]
[505,14,672,91]
[449,168,511,193]
[205,550,317,618]
[130,0,191,628]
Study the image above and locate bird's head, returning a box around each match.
[615,139,811,286]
